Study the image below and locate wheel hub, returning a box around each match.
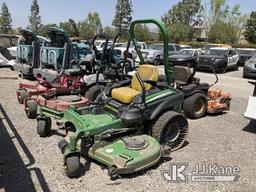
[164,123,180,143]
[194,98,205,115]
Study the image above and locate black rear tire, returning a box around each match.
[183,93,207,119]
[150,111,188,151]
[220,64,227,73]
[37,117,51,137]
[85,85,102,102]
[65,155,80,178]
[25,99,37,119]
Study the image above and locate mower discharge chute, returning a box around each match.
[57,19,189,179]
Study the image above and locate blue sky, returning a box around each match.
[2,0,256,28]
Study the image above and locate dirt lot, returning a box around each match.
[0,67,255,192]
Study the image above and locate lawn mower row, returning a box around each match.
[14,19,231,179]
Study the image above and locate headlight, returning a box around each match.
[249,63,254,68]
[245,61,254,68]
[142,52,148,57]
[147,53,154,57]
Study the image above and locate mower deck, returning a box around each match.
[207,89,231,114]
[38,95,89,113]
[88,135,161,175]
[17,75,82,103]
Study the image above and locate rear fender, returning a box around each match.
[148,92,183,120]
[186,90,207,98]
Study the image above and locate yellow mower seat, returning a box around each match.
[111,65,159,104]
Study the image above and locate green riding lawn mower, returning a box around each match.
[52,19,189,179]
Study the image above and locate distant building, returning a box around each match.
[149,25,248,44]
[149,28,160,41]
[193,25,208,42]
[193,25,248,44]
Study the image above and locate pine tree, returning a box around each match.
[112,0,133,33]
[244,11,256,44]
[28,0,42,32]
[0,3,12,33]
[80,12,102,39]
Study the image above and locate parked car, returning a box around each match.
[134,41,148,50]
[243,54,256,78]
[198,47,239,73]
[0,34,20,69]
[179,44,192,49]
[169,48,202,59]
[114,42,138,60]
[158,48,202,64]
[202,43,232,54]
[237,48,256,66]
[140,43,181,64]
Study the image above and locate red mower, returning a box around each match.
[16,32,112,119]
[17,72,82,103]
[16,73,86,119]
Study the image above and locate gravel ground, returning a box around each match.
[0,68,255,192]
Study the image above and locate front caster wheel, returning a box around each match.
[58,139,68,154]
[65,155,80,178]
[17,89,28,104]
[25,99,37,119]
[37,117,51,137]
[108,166,118,179]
